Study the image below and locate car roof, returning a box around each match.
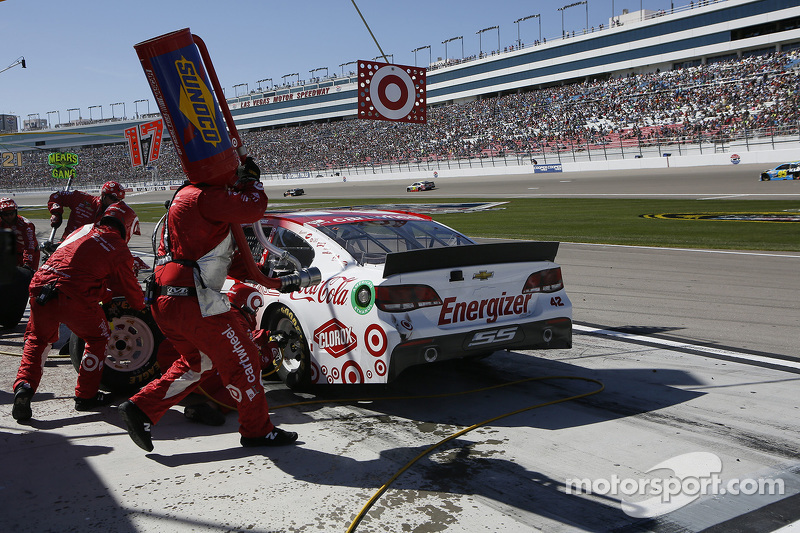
[261,209,433,227]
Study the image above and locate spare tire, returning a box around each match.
[69,297,163,393]
[0,266,33,328]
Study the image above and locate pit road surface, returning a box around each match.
[1,164,798,532]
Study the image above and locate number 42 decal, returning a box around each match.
[550,297,564,307]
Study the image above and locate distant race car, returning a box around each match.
[760,162,800,181]
[407,180,435,192]
[250,209,572,388]
[284,188,305,197]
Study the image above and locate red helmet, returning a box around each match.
[99,201,140,243]
[0,197,17,213]
[227,282,264,328]
[101,181,126,200]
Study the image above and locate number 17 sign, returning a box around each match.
[124,119,164,167]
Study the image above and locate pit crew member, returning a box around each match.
[0,197,39,271]
[12,202,145,421]
[119,158,298,451]
[48,180,126,242]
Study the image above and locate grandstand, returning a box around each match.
[1,0,799,191]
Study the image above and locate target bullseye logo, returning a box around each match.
[358,60,426,123]
[365,324,387,356]
[341,361,365,384]
[81,353,101,372]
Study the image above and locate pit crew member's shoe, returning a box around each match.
[240,427,299,447]
[119,400,154,452]
[74,392,114,411]
[12,383,33,421]
[184,403,226,426]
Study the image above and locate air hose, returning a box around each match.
[270,374,605,533]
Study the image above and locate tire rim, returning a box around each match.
[275,316,304,373]
[105,315,156,372]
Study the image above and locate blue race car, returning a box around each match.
[760,161,800,181]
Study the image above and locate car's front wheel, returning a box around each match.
[266,304,312,390]
[760,174,771,181]
[69,298,163,393]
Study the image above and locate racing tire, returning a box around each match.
[69,297,163,394]
[760,174,770,181]
[265,304,312,390]
[0,266,33,328]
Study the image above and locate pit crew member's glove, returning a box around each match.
[234,157,261,189]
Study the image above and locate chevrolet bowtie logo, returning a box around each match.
[473,270,494,280]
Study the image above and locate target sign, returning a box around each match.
[357,60,426,124]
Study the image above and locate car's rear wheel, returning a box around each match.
[69,298,162,393]
[266,304,312,390]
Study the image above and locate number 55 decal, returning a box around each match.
[467,326,519,348]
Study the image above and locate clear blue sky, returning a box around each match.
[2,0,679,124]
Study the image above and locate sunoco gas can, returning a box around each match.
[134,28,240,186]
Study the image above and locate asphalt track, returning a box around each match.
[2,162,800,532]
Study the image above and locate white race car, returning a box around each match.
[249,209,572,388]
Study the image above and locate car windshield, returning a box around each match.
[317,219,475,265]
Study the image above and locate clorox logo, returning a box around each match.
[175,56,222,146]
[313,319,357,358]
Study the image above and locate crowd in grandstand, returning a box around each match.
[1,50,798,190]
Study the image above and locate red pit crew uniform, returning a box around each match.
[14,223,145,399]
[0,212,39,270]
[129,181,273,439]
[49,190,113,241]
[156,315,281,411]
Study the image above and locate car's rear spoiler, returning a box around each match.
[383,241,560,277]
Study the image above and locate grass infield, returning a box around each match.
[21,198,800,252]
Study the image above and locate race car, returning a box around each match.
[284,188,305,197]
[759,161,800,181]
[407,180,435,192]
[69,208,572,392]
[249,209,572,388]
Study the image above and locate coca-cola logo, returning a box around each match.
[290,275,356,306]
[313,318,357,358]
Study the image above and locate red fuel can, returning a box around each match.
[134,28,243,186]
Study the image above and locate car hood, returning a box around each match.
[383,241,559,277]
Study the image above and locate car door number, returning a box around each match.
[467,326,519,347]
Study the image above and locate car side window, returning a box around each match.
[272,227,315,268]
